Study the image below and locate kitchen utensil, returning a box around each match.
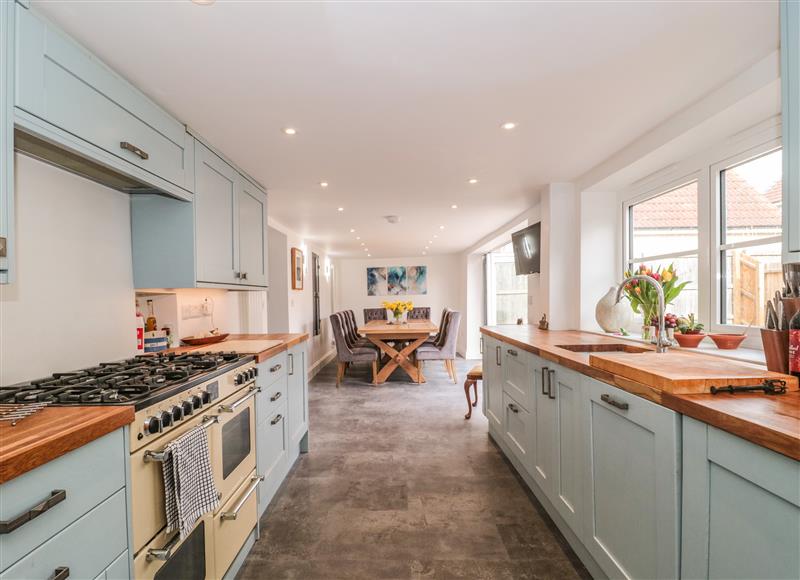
[766,300,779,330]
[761,328,790,373]
[784,263,800,297]
[708,333,747,350]
[181,333,229,346]
[782,297,800,324]
[709,379,787,395]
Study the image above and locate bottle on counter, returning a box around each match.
[790,309,800,379]
[145,299,157,332]
[135,300,145,353]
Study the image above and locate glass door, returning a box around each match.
[485,242,528,325]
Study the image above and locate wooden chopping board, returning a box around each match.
[589,351,798,394]
[192,339,283,355]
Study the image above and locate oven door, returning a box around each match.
[133,514,215,580]
[213,470,262,579]
[211,385,258,503]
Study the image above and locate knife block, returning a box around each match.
[761,328,790,374]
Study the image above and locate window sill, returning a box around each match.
[583,330,767,367]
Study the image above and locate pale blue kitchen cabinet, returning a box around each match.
[681,417,800,580]
[0,429,130,579]
[581,377,680,580]
[0,0,14,284]
[14,4,193,201]
[783,0,800,261]
[286,342,309,464]
[481,336,503,431]
[131,139,269,289]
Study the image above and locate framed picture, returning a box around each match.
[291,247,304,290]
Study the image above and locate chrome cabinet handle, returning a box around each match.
[270,391,282,402]
[548,369,556,399]
[507,349,518,356]
[0,490,66,535]
[219,385,259,413]
[144,416,218,462]
[288,353,295,376]
[270,413,283,425]
[51,567,69,580]
[221,475,264,521]
[541,367,549,395]
[241,272,248,281]
[601,393,629,411]
[270,363,282,373]
[146,532,180,561]
[120,141,149,160]
[495,345,501,366]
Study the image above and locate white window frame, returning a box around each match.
[709,139,782,339]
[485,241,527,326]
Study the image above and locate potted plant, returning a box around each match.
[622,264,690,341]
[382,300,413,324]
[674,313,706,348]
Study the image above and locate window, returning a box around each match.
[627,181,700,318]
[718,149,782,327]
[485,242,528,325]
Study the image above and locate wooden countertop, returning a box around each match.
[169,333,309,363]
[0,406,134,484]
[481,325,800,460]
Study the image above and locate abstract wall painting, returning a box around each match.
[366,265,427,295]
[366,267,388,296]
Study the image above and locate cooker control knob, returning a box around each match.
[200,390,212,405]
[182,400,194,416]
[191,395,202,410]
[248,368,256,380]
[235,373,245,385]
[170,405,184,422]
[160,411,173,428]
[143,416,162,435]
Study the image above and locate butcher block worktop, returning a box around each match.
[0,405,134,484]
[171,332,309,363]
[481,325,800,460]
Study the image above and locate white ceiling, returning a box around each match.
[34,1,779,258]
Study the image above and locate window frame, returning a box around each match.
[709,139,782,337]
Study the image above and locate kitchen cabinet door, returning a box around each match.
[481,336,503,431]
[531,356,555,494]
[783,0,800,261]
[502,391,534,471]
[681,417,800,580]
[237,177,268,287]
[194,142,239,286]
[502,344,533,411]
[257,404,289,517]
[287,342,308,463]
[0,0,13,283]
[582,377,680,580]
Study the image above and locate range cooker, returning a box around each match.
[3,352,263,580]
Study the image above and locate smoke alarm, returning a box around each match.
[384,215,401,224]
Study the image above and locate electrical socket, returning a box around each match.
[201,298,213,315]
[181,304,206,319]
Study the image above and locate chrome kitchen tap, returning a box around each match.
[615,275,671,353]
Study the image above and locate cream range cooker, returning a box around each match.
[5,352,264,579]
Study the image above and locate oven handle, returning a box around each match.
[143,415,218,463]
[146,532,180,562]
[220,475,264,521]
[218,385,260,413]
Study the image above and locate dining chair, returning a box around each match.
[415,310,461,383]
[407,306,431,320]
[330,313,378,385]
[364,307,387,323]
[426,307,451,344]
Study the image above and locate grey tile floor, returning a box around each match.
[237,359,591,580]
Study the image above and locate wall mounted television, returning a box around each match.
[511,222,541,275]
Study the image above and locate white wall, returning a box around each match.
[267,226,289,333]
[0,155,137,384]
[579,190,621,330]
[333,253,462,332]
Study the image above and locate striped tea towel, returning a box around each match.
[162,424,220,539]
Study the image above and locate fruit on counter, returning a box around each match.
[184,328,220,340]
[790,309,800,379]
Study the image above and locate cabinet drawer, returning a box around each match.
[1,490,128,580]
[502,391,533,472]
[258,353,288,388]
[256,404,289,515]
[214,471,259,580]
[502,345,534,411]
[0,429,126,571]
[16,7,192,192]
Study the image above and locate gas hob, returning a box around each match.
[1,352,253,411]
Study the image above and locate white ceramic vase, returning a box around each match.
[595,287,634,333]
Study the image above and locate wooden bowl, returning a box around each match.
[673,333,706,348]
[708,333,746,350]
[181,333,229,346]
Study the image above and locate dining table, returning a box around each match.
[357,319,439,384]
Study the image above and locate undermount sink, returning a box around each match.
[556,343,650,354]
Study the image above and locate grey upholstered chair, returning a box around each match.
[426,307,451,344]
[415,310,461,384]
[330,312,378,385]
[363,307,387,323]
[343,310,375,349]
[407,306,431,320]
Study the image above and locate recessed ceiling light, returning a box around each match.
[439,225,445,230]
[451,204,458,209]
[360,242,365,246]
[367,254,371,257]
[422,251,427,255]
[350,228,355,233]
[424,247,429,251]
[356,236,361,240]
[320,181,329,188]
[428,240,433,244]
[283,127,297,135]
[337,207,344,212]
[364,248,369,252]
[468,178,478,185]
[501,122,516,130]
[433,234,438,238]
